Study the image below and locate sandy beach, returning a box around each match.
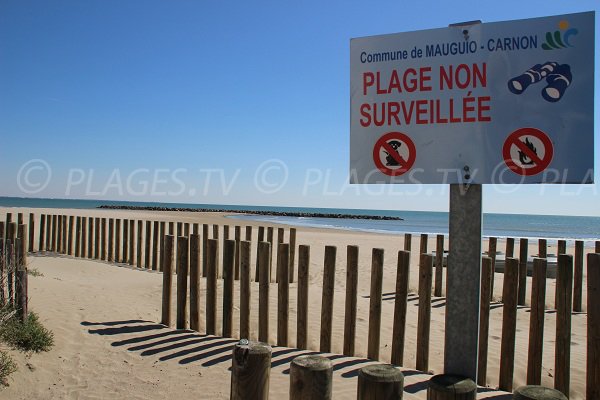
[0,207,591,399]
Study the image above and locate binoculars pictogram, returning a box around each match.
[507,61,572,102]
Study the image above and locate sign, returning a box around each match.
[502,128,554,176]
[350,12,594,184]
[373,131,416,176]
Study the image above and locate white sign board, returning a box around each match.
[350,12,595,184]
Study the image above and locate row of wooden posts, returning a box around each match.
[0,216,29,321]
[160,231,599,398]
[230,341,568,399]
[21,212,298,283]
[6,211,600,398]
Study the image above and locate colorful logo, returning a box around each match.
[542,20,578,50]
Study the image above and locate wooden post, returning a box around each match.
[81,217,87,258]
[573,240,584,312]
[555,254,573,396]
[368,248,384,360]
[184,223,190,238]
[145,220,151,269]
[289,228,296,284]
[169,221,174,235]
[115,219,121,262]
[587,253,600,400]
[158,221,165,270]
[47,214,53,252]
[213,224,219,239]
[391,250,410,366]
[277,243,289,347]
[193,223,199,235]
[357,364,404,400]
[240,241,251,339]
[17,224,27,267]
[518,238,529,306]
[498,257,519,392]
[420,233,428,254]
[176,236,189,330]
[189,234,201,332]
[258,241,271,343]
[506,238,515,258]
[434,234,444,297]
[15,266,28,322]
[136,220,143,267]
[427,374,476,400]
[28,213,35,252]
[67,215,74,255]
[99,217,106,260]
[17,213,23,226]
[275,228,284,282]
[224,225,230,240]
[290,355,332,400]
[206,239,218,335]
[177,222,182,238]
[234,225,241,280]
[202,223,209,276]
[161,235,174,327]
[15,232,28,322]
[74,216,80,257]
[297,245,309,350]
[230,340,272,400]
[6,234,14,304]
[107,218,114,262]
[267,227,274,281]
[88,217,95,258]
[343,245,359,357]
[223,239,235,338]
[56,215,62,254]
[404,233,411,251]
[527,258,547,385]
[538,239,547,258]
[39,214,46,253]
[416,253,433,372]
[94,217,100,259]
[61,216,67,253]
[255,226,265,282]
[477,257,492,386]
[152,221,159,270]
[596,241,600,254]
[320,246,336,353]
[557,240,567,255]
[513,386,568,400]
[488,237,497,302]
[128,219,134,265]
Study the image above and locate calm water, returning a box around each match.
[1,196,598,241]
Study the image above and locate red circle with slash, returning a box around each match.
[503,127,554,176]
[373,131,416,176]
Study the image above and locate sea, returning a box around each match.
[0,196,598,243]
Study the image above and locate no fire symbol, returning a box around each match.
[373,132,416,176]
[502,127,554,176]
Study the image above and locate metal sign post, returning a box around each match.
[445,183,482,381]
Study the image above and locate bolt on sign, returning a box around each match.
[350,12,594,184]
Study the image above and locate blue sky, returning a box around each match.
[0,1,598,215]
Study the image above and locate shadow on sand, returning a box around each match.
[82,319,512,399]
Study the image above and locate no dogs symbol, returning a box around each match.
[373,132,416,176]
[502,127,554,176]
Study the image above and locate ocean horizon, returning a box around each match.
[0,196,599,242]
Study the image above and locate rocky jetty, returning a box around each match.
[96,205,403,221]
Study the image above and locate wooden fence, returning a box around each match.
[5,210,600,397]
